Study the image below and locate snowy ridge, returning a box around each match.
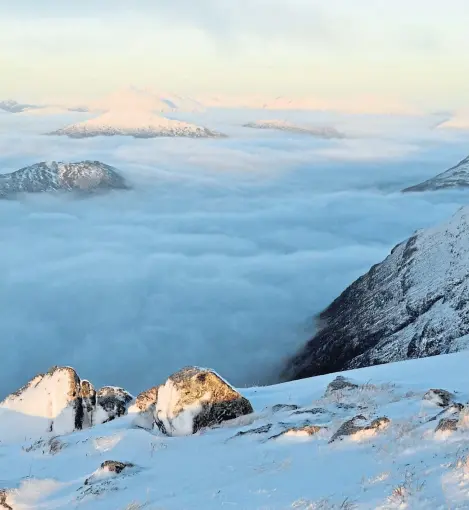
[3,353,469,508]
[0,99,40,113]
[0,161,129,197]
[243,120,346,138]
[283,206,469,381]
[48,110,225,139]
[403,155,469,192]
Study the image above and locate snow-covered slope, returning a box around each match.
[48,110,225,139]
[403,155,469,192]
[283,206,469,381]
[436,110,469,130]
[0,161,129,197]
[243,120,346,138]
[2,353,469,508]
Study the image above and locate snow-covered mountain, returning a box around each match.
[403,155,469,192]
[2,353,469,508]
[243,120,346,138]
[0,161,129,197]
[48,110,225,139]
[283,206,469,381]
[0,99,40,113]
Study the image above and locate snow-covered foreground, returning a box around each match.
[2,353,469,509]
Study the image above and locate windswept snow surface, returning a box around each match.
[3,353,469,508]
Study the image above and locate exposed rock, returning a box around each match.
[271,404,300,413]
[232,424,273,439]
[270,424,324,440]
[324,376,359,396]
[435,418,458,433]
[0,489,13,509]
[134,386,160,412]
[403,155,469,192]
[423,389,453,407]
[0,161,129,198]
[0,366,91,435]
[84,461,134,485]
[329,415,390,443]
[291,408,329,416]
[282,207,469,381]
[96,386,134,424]
[154,366,254,436]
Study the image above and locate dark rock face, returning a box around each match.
[282,207,469,381]
[435,418,458,433]
[232,424,273,438]
[0,161,129,198]
[154,366,254,436]
[96,386,133,423]
[403,155,469,192]
[271,404,300,413]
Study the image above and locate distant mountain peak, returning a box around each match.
[0,160,129,197]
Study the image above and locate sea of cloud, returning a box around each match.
[0,108,468,398]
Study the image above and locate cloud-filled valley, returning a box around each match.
[0,108,468,399]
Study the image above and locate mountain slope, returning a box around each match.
[48,110,225,139]
[2,353,469,508]
[0,161,129,197]
[0,99,39,113]
[283,206,469,381]
[403,155,469,192]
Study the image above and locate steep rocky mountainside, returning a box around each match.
[403,155,469,192]
[283,206,469,381]
[0,161,129,197]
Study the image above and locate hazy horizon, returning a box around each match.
[1,0,468,112]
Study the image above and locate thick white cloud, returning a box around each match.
[0,109,467,398]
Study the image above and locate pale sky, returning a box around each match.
[1,0,468,110]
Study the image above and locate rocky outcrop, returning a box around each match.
[134,386,160,412]
[282,207,469,381]
[154,366,254,436]
[423,389,453,407]
[435,418,458,433]
[270,424,324,440]
[329,415,390,443]
[84,461,134,485]
[0,366,90,435]
[403,155,469,192]
[0,367,133,437]
[324,376,359,397]
[0,161,129,198]
[96,386,133,424]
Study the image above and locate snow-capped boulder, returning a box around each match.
[435,418,458,433]
[423,389,453,407]
[324,376,359,397]
[95,386,133,424]
[403,155,469,192]
[0,366,90,437]
[84,460,135,485]
[0,161,129,198]
[283,206,469,381]
[154,366,254,436]
[329,415,390,443]
[48,110,225,139]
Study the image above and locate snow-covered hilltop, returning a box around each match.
[0,161,129,197]
[48,110,225,139]
[283,206,469,381]
[243,120,346,138]
[403,155,469,192]
[2,354,469,508]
